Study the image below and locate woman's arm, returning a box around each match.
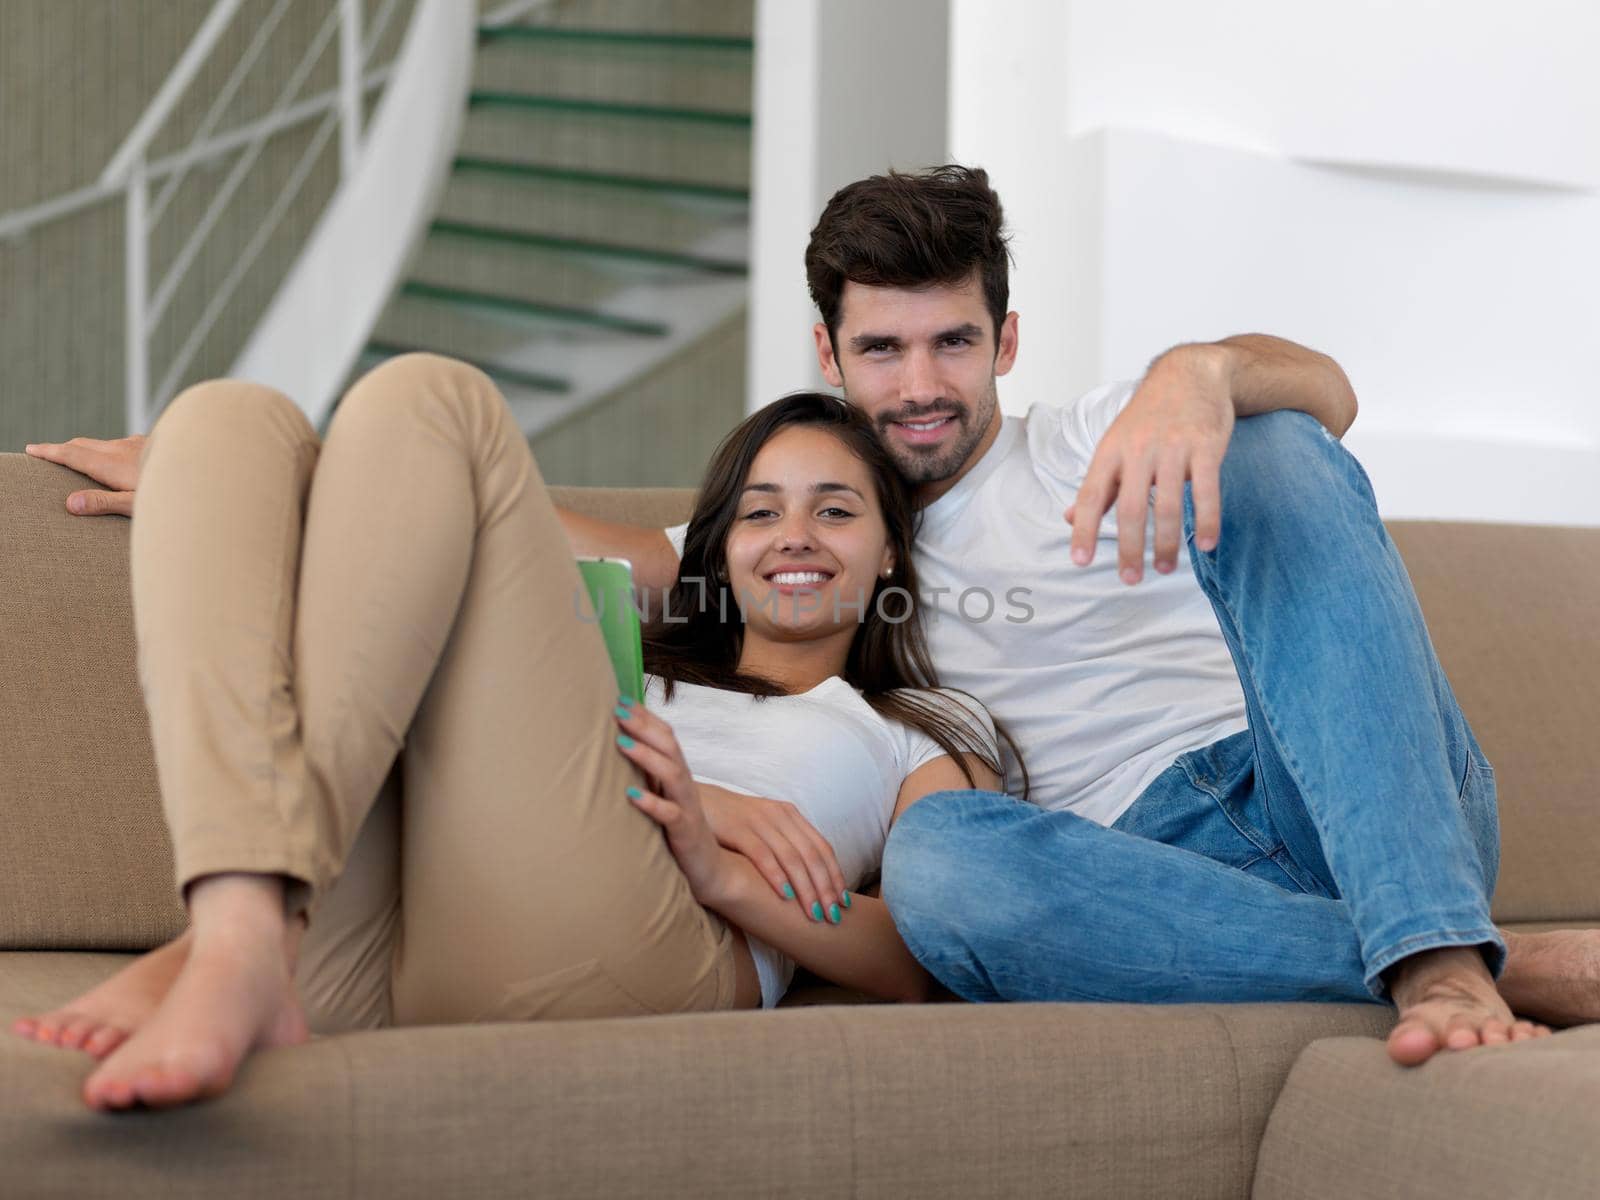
[698,752,1000,1004]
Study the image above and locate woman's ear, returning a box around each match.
[880,549,895,580]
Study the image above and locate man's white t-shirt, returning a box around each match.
[644,673,997,1007]
[663,380,1249,828]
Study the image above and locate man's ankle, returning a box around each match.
[1384,944,1493,1004]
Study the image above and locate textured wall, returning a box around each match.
[0,0,413,449]
[530,309,748,487]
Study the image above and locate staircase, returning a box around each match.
[352,0,754,485]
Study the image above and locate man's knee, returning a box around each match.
[883,789,1018,934]
[1215,410,1376,538]
[883,791,975,893]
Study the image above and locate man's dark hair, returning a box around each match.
[804,164,1012,347]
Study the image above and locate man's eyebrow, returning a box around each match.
[847,323,985,352]
[740,481,865,499]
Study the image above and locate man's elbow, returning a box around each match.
[1324,355,1359,438]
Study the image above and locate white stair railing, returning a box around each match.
[0,0,467,435]
[230,0,477,431]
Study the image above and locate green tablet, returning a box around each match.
[577,556,645,704]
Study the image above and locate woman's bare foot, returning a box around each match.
[80,874,310,1112]
[1496,928,1600,1027]
[11,931,193,1059]
[1384,944,1551,1067]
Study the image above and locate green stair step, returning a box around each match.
[364,340,572,394]
[451,157,749,203]
[477,25,753,52]
[429,219,747,275]
[400,281,671,336]
[468,92,752,127]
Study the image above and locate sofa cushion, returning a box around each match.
[5,457,1598,950]
[1,951,1395,1200]
[0,458,184,950]
[1253,1027,1600,1200]
[1385,522,1600,925]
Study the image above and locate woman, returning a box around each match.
[12,354,1011,1112]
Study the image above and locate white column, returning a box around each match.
[747,0,950,414]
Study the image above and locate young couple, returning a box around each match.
[16,166,1595,1115]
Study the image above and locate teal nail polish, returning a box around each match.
[810,901,824,922]
[616,734,635,749]
[828,904,841,924]
[618,695,634,708]
[841,890,851,909]
[614,706,631,720]
[782,882,795,900]
[625,786,642,799]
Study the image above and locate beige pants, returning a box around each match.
[130,353,744,1033]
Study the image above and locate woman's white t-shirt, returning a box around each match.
[642,672,997,1008]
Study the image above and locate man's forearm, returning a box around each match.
[556,507,680,593]
[1158,335,1359,439]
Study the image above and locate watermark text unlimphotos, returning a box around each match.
[576,577,1035,625]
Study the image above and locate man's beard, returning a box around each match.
[864,383,999,485]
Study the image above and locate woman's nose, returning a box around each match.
[776,517,816,550]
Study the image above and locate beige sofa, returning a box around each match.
[3,453,1598,1199]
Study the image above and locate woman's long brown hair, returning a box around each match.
[642,391,1028,799]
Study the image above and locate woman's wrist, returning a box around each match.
[695,846,754,912]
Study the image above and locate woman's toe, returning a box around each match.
[56,1017,98,1050]
[82,1025,128,1059]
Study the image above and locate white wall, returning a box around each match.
[747,0,948,412]
[946,0,1600,525]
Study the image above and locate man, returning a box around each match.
[560,164,1599,1065]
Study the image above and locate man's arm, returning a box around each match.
[1203,333,1358,438]
[1067,335,1359,582]
[556,508,680,593]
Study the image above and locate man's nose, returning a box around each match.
[900,348,940,406]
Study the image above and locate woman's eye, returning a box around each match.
[741,509,775,520]
[819,507,855,518]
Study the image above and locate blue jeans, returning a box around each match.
[883,410,1504,1006]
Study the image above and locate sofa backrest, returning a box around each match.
[2,459,1595,949]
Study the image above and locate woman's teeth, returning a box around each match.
[768,571,832,585]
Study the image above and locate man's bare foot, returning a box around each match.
[11,931,193,1059]
[1497,928,1600,1027]
[1384,944,1551,1067]
[79,874,310,1112]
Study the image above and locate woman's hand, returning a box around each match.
[24,435,147,517]
[612,698,734,905]
[697,783,848,922]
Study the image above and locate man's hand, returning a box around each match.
[1066,345,1233,584]
[24,435,147,517]
[698,783,849,921]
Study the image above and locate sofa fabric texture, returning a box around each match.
[2,457,1597,1198]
